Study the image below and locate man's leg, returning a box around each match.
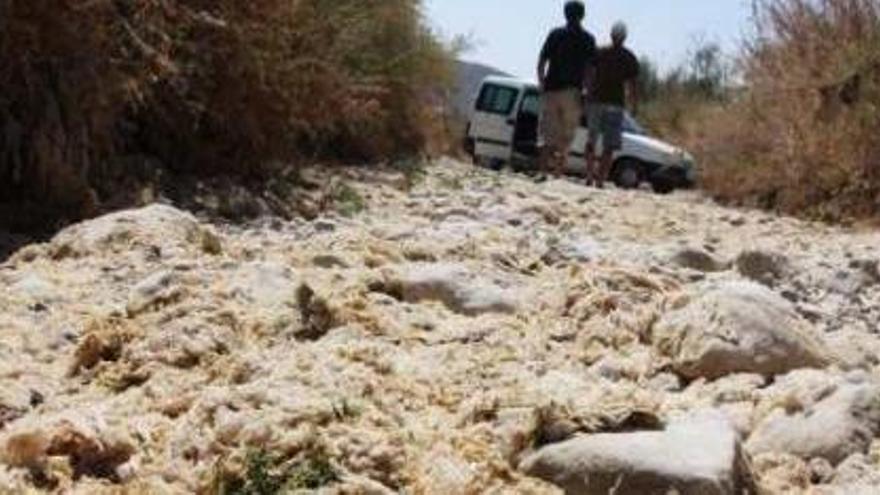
[584,104,600,186]
[554,133,569,178]
[538,144,554,178]
[597,106,624,187]
[597,149,614,188]
[585,141,596,186]
[556,89,581,178]
[539,92,561,178]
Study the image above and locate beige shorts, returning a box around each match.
[541,88,582,154]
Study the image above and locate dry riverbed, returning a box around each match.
[1,159,878,494]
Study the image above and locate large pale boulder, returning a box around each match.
[747,380,880,464]
[520,411,752,495]
[390,263,519,316]
[46,204,219,259]
[653,281,831,380]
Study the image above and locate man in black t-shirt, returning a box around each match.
[537,1,596,178]
[586,22,640,187]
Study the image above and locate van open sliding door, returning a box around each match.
[471,83,521,164]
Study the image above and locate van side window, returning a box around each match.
[519,92,540,116]
[476,84,518,115]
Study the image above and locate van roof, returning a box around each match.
[482,75,537,89]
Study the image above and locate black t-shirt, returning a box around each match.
[592,45,640,106]
[540,25,597,91]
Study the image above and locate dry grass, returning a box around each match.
[0,0,453,221]
[685,0,880,221]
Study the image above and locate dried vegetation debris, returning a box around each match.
[0,159,879,493]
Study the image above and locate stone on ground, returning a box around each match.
[46,204,208,258]
[671,247,727,273]
[747,379,880,464]
[520,410,751,495]
[653,281,831,380]
[389,263,520,316]
[735,250,790,285]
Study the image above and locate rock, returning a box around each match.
[544,236,604,265]
[646,373,682,393]
[217,186,263,221]
[313,219,337,232]
[126,322,232,369]
[826,452,880,492]
[809,457,836,484]
[8,273,62,305]
[750,453,812,494]
[48,204,204,258]
[728,216,748,227]
[412,446,478,493]
[199,228,223,255]
[226,262,298,310]
[654,281,830,380]
[735,250,789,285]
[391,263,519,316]
[295,284,338,341]
[0,405,23,430]
[671,248,727,273]
[849,259,880,285]
[520,410,752,495]
[1,418,135,480]
[824,330,880,370]
[126,270,184,317]
[67,320,139,376]
[312,254,350,269]
[1,430,48,468]
[747,381,880,464]
[823,269,872,296]
[806,451,880,494]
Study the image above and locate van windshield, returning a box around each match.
[623,113,647,136]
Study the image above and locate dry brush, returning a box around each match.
[686,0,880,220]
[0,0,452,223]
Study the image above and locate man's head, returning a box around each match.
[564,1,586,25]
[611,22,628,46]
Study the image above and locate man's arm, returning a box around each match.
[626,80,639,116]
[583,38,597,96]
[537,55,549,91]
[583,63,596,97]
[627,54,641,115]
[537,31,555,91]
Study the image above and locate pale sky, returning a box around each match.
[425,0,754,79]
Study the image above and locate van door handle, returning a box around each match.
[506,118,516,125]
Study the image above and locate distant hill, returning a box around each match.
[450,60,511,118]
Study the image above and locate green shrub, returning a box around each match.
[332,183,367,217]
[218,449,339,495]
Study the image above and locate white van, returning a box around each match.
[464,76,696,193]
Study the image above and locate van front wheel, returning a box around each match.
[612,159,642,189]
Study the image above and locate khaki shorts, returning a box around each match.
[541,89,581,154]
